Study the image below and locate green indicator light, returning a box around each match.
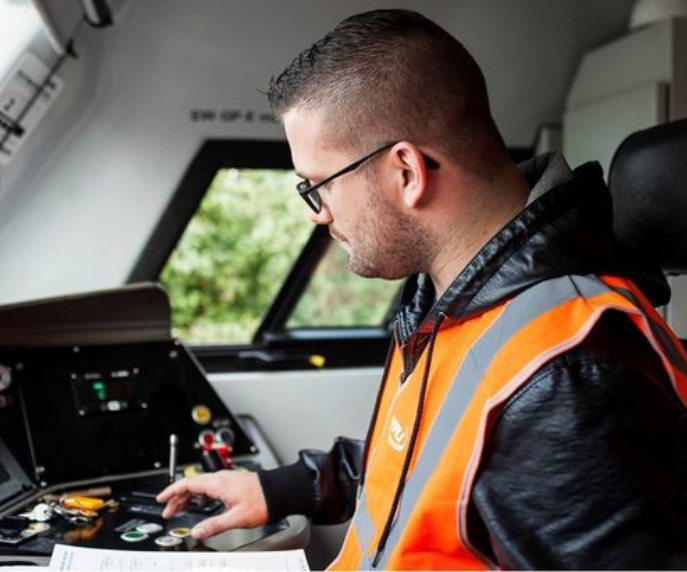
[92,381,107,400]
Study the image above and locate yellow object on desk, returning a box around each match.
[61,495,105,512]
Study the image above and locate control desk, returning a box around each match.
[0,285,308,566]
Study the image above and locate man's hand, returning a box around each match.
[156,470,268,540]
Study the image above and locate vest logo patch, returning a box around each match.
[388,416,408,451]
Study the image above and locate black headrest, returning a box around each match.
[608,118,687,274]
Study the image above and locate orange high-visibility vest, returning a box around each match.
[329,275,687,570]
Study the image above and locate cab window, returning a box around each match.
[143,140,401,346]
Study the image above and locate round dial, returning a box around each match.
[216,427,236,446]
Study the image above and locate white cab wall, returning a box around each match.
[209,368,382,463]
[0,0,634,305]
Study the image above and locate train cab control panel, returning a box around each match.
[0,284,308,562]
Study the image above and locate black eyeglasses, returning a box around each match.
[295,141,439,213]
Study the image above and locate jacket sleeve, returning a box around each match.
[258,437,363,525]
[468,313,687,569]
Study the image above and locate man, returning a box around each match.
[158,9,687,569]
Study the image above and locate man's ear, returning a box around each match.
[389,142,430,209]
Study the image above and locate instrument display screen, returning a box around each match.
[71,368,147,416]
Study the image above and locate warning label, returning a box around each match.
[0,53,64,166]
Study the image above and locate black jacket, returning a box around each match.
[258,156,687,569]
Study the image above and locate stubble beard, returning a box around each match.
[345,184,432,280]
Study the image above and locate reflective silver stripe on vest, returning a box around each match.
[353,489,374,569]
[369,274,612,569]
[611,286,687,379]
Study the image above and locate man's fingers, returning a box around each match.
[161,494,189,519]
[158,474,222,503]
[156,480,187,503]
[158,476,204,502]
[157,479,200,518]
[158,473,235,519]
[191,509,240,540]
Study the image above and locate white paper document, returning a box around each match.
[48,544,310,571]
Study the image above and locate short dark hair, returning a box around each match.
[268,9,508,169]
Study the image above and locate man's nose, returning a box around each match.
[307,203,333,225]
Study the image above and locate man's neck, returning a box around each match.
[428,169,529,298]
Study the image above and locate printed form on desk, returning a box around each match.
[48,544,310,571]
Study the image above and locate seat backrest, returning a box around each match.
[608,118,687,275]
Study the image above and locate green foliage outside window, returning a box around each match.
[287,244,401,328]
[160,169,311,343]
[161,167,402,344]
